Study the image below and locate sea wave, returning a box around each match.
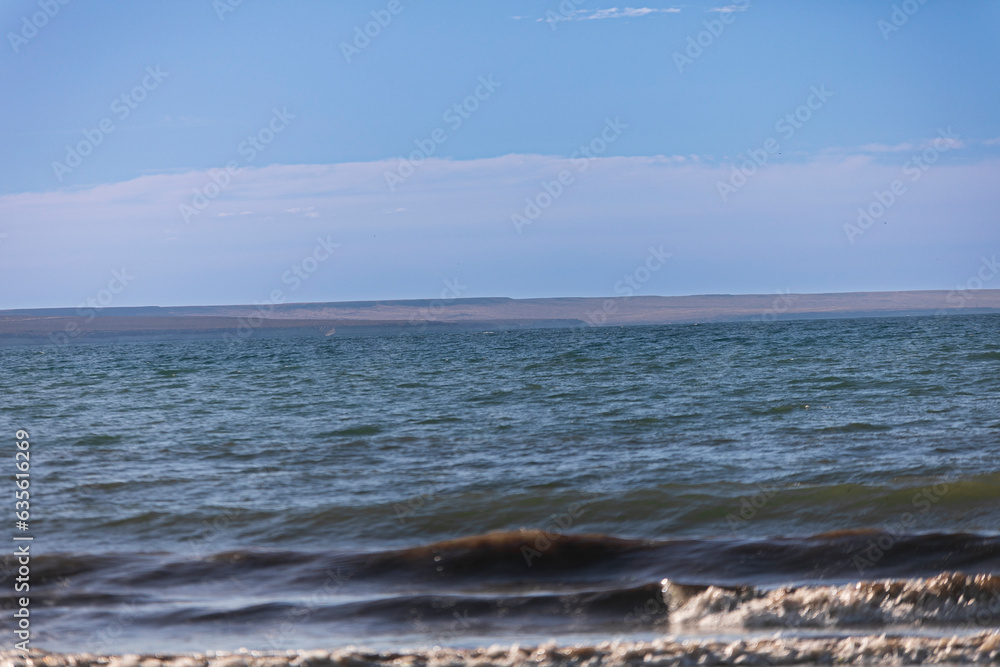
[7,530,1000,593]
[665,572,1000,628]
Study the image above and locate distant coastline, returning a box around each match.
[2,289,999,346]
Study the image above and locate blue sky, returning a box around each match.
[1,0,998,309]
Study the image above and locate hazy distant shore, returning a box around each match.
[2,289,999,345]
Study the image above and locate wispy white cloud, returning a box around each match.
[828,135,967,156]
[539,6,681,24]
[855,142,917,154]
[1,150,996,307]
[708,3,750,12]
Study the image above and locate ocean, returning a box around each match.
[2,314,999,654]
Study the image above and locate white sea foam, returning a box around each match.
[664,572,1000,628]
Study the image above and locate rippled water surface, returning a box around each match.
[2,315,999,652]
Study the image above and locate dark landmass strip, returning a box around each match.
[1,289,998,346]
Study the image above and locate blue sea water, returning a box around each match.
[1,314,999,652]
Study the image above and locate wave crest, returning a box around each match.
[664,572,1000,628]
